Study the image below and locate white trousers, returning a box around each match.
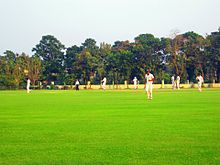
[198,82,202,91]
[146,83,153,98]
[176,81,180,89]
[102,83,106,90]
[27,85,30,93]
[172,82,176,89]
[134,83,137,89]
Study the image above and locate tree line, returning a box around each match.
[0,28,220,89]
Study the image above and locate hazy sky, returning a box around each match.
[0,0,219,55]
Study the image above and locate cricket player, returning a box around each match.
[26,78,31,93]
[101,77,107,90]
[75,79,80,91]
[133,77,138,89]
[196,74,204,92]
[176,75,180,90]
[144,70,154,100]
[171,75,176,90]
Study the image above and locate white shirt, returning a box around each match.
[27,79,30,86]
[75,80,79,85]
[102,77,107,84]
[133,78,138,84]
[171,76,175,82]
[177,76,180,82]
[197,76,204,83]
[145,73,154,84]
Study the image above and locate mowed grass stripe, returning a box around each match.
[0,89,220,164]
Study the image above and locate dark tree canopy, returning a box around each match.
[0,27,220,89]
[32,35,65,82]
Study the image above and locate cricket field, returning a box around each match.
[0,89,220,164]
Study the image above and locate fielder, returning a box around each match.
[196,74,204,92]
[26,78,31,93]
[176,75,180,90]
[133,77,138,89]
[101,77,107,90]
[144,70,154,100]
[75,79,80,91]
[171,75,175,90]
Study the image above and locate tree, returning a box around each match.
[159,37,173,83]
[133,34,161,82]
[1,28,220,89]
[182,32,206,82]
[1,51,18,88]
[82,38,99,55]
[105,52,119,86]
[28,55,41,86]
[32,35,65,83]
[80,38,99,85]
[74,49,95,86]
[165,33,188,81]
[206,28,220,82]
[112,41,133,83]
[0,54,10,88]
[96,42,112,84]
[0,51,30,89]
[64,45,82,84]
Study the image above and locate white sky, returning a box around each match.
[0,0,219,55]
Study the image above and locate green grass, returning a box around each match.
[0,88,220,164]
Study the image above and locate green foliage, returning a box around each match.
[32,35,65,82]
[1,28,220,88]
[206,29,220,82]
[0,51,41,89]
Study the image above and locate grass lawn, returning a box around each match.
[0,88,220,164]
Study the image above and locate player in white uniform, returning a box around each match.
[176,75,180,90]
[171,75,175,90]
[196,74,204,92]
[144,70,154,100]
[75,79,80,90]
[133,77,138,89]
[101,77,107,90]
[26,78,31,93]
